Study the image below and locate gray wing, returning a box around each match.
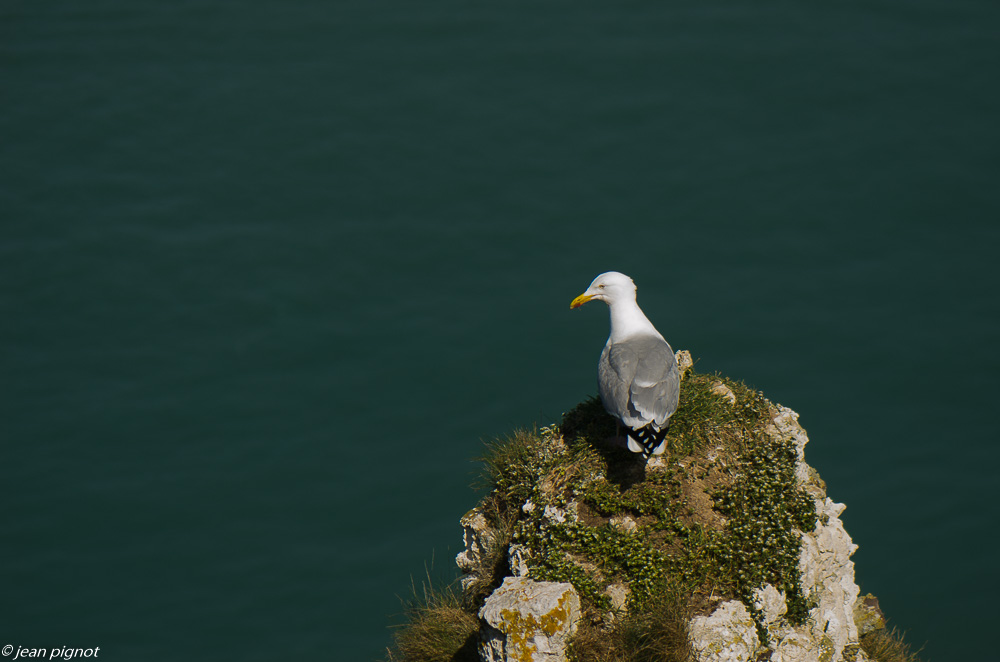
[598,335,680,430]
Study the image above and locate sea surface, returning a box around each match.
[3,1,999,660]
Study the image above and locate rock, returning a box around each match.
[449,379,893,662]
[689,599,760,662]
[852,594,885,637]
[675,349,694,378]
[797,496,861,661]
[771,631,822,662]
[753,584,788,635]
[543,502,577,524]
[710,380,736,404]
[766,407,814,494]
[645,455,669,471]
[479,577,581,662]
[456,508,493,591]
[604,582,629,615]
[609,515,638,533]
[509,544,531,577]
[842,644,872,662]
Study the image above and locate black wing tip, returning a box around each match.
[628,423,669,458]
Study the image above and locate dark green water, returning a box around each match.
[3,1,998,660]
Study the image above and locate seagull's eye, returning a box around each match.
[598,284,605,289]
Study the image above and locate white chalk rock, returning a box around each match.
[604,582,629,615]
[753,584,788,634]
[798,496,860,662]
[771,631,822,662]
[509,544,531,577]
[479,577,581,662]
[689,599,760,662]
[609,515,638,533]
[766,407,813,489]
[456,508,491,573]
[764,407,863,662]
[457,508,494,591]
[710,380,737,404]
[675,349,694,377]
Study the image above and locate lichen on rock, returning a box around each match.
[479,577,581,662]
[853,594,886,638]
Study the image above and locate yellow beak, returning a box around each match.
[570,293,594,309]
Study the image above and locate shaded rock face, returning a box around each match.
[456,509,493,593]
[853,594,886,637]
[479,577,581,662]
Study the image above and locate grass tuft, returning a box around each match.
[860,626,924,662]
[569,584,694,662]
[385,580,479,662]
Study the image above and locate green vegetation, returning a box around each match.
[545,373,818,628]
[384,369,919,662]
[860,626,924,662]
[385,581,478,662]
[569,586,693,662]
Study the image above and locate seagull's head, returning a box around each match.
[570,271,636,309]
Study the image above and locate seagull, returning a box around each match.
[570,272,680,457]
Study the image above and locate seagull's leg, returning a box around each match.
[613,420,627,450]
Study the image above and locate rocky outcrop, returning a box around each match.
[457,509,494,593]
[479,577,581,662]
[451,354,893,662]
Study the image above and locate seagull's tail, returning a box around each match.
[626,424,669,459]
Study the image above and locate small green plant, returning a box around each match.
[709,429,818,624]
